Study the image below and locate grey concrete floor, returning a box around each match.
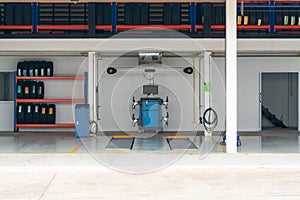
[0,131,300,199]
[1,169,300,200]
[0,131,299,153]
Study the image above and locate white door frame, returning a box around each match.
[258,72,262,131]
[259,71,300,131]
[298,73,300,131]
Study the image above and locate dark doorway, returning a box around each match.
[261,73,298,130]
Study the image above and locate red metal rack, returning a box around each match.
[237,0,270,4]
[238,25,270,32]
[16,76,85,80]
[210,25,270,32]
[37,25,88,33]
[116,25,192,32]
[195,25,204,32]
[16,99,85,103]
[275,25,300,33]
[16,124,75,128]
[274,0,300,4]
[95,25,113,32]
[0,25,32,30]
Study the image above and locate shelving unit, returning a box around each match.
[14,74,88,131]
[273,0,300,33]
[0,1,300,37]
[207,1,271,34]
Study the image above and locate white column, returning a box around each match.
[226,0,237,153]
[88,52,96,122]
[204,52,212,136]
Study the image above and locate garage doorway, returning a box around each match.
[259,72,299,131]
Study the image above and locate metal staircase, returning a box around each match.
[261,105,288,128]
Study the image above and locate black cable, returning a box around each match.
[203,108,218,133]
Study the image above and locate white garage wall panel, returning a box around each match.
[97,56,201,132]
[213,57,300,132]
[0,39,300,131]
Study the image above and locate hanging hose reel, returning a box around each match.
[202,107,218,133]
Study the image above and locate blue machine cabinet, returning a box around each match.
[138,98,163,132]
[75,104,90,138]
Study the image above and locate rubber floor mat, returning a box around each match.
[166,136,197,150]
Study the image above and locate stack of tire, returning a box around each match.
[17,81,45,99]
[4,3,31,26]
[17,61,53,77]
[16,61,55,124]
[17,103,56,124]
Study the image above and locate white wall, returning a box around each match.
[95,54,228,132]
[0,53,300,132]
[97,56,201,132]
[213,57,300,132]
[0,56,87,131]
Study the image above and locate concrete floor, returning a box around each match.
[1,168,300,200]
[0,131,300,153]
[1,131,300,199]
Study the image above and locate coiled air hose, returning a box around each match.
[202,108,218,133]
[89,120,98,135]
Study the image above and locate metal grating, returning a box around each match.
[39,3,88,25]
